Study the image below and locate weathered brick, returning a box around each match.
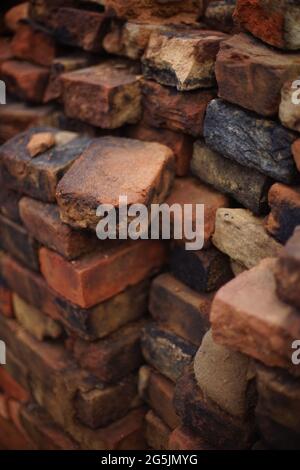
[56,136,174,230]
[0,252,149,340]
[0,127,90,202]
[170,245,232,294]
[279,79,300,132]
[0,215,39,271]
[61,60,142,128]
[12,21,58,67]
[211,258,300,376]
[215,33,300,116]
[51,7,109,52]
[40,240,166,308]
[69,320,145,383]
[103,21,159,60]
[104,0,203,24]
[192,140,272,215]
[75,374,140,429]
[166,176,229,249]
[12,294,62,341]
[142,79,215,137]
[139,366,180,430]
[204,99,298,184]
[265,183,300,244]
[194,330,257,419]
[126,122,193,177]
[233,0,300,50]
[213,209,282,269]
[44,53,94,103]
[204,0,237,33]
[143,27,227,90]
[4,3,28,32]
[20,403,79,450]
[145,410,171,450]
[141,323,197,382]
[1,60,50,104]
[275,226,300,310]
[0,101,57,143]
[149,273,211,346]
[28,0,76,27]
[174,365,256,449]
[19,197,98,260]
[168,425,213,450]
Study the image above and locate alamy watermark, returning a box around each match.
[95,196,205,250]
[292,340,300,365]
[0,80,6,105]
[0,340,6,365]
[291,80,300,105]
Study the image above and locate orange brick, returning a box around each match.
[39,240,167,308]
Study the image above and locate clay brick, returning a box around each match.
[0,313,147,449]
[279,79,300,132]
[40,240,166,308]
[139,366,180,430]
[194,330,257,419]
[51,8,109,52]
[265,183,300,244]
[56,136,174,230]
[0,367,29,403]
[141,323,197,382]
[126,122,193,177]
[4,3,28,32]
[256,363,300,446]
[215,33,300,116]
[166,176,229,249]
[192,140,272,215]
[145,410,171,451]
[149,273,211,346]
[0,127,91,202]
[275,226,300,310]
[69,320,145,383]
[233,0,300,50]
[11,22,58,67]
[0,252,149,340]
[170,245,232,294]
[0,279,13,318]
[44,53,94,103]
[174,365,256,449]
[0,214,39,271]
[61,60,142,128]
[0,102,57,143]
[142,79,215,137]
[143,27,227,91]
[213,209,282,269]
[105,0,203,24]
[75,374,140,429]
[204,99,298,184]
[204,0,237,33]
[13,294,62,341]
[211,258,300,376]
[103,21,159,60]
[168,426,213,450]
[20,403,79,450]
[19,197,98,260]
[1,60,50,104]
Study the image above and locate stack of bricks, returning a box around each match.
[0,0,300,451]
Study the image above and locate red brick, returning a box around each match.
[145,410,171,450]
[12,22,58,67]
[0,368,30,403]
[1,60,50,104]
[265,183,300,243]
[126,121,193,176]
[39,240,167,308]
[61,60,142,128]
[168,426,214,450]
[215,33,300,116]
[19,197,98,260]
[0,281,13,318]
[0,393,9,420]
[0,37,13,70]
[142,79,215,137]
[4,3,29,32]
[0,414,34,450]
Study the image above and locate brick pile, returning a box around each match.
[0,0,299,451]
